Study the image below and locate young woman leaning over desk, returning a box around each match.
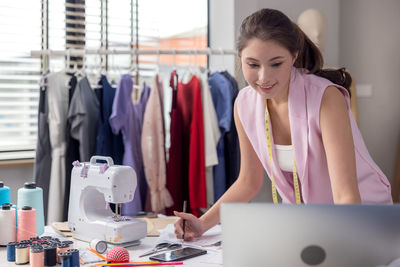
[173,8,392,241]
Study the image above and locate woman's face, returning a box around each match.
[241,38,297,100]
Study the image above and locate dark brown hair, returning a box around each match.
[237,8,352,96]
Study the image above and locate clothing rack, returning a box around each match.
[30,48,237,57]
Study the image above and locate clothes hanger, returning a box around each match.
[219,47,225,72]
[129,53,140,102]
[75,51,86,78]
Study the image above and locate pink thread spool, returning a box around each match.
[17,206,36,241]
[30,246,44,267]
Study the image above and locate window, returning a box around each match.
[0,1,42,160]
[0,0,207,161]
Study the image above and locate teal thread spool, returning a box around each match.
[0,181,11,206]
[17,182,44,236]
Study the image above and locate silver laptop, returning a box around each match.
[221,203,400,267]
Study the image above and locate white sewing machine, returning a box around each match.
[68,156,147,246]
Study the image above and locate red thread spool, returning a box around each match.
[17,206,36,241]
[106,247,130,263]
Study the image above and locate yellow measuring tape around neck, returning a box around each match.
[264,99,301,204]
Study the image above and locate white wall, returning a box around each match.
[340,0,400,183]
[234,0,340,68]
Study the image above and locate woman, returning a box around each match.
[174,8,392,241]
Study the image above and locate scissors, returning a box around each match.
[139,242,182,257]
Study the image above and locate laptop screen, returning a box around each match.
[221,203,400,267]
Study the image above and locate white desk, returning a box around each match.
[0,230,222,266]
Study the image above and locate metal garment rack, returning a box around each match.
[30,48,237,57]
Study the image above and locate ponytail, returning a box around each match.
[293,23,353,96]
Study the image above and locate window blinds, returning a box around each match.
[0,1,42,160]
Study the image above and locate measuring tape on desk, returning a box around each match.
[264,99,301,204]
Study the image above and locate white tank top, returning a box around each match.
[275,144,294,172]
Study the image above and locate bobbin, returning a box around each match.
[30,246,44,267]
[15,243,30,265]
[44,245,57,266]
[90,238,108,254]
[58,251,72,267]
[7,241,18,261]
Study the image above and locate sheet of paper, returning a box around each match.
[157,224,222,248]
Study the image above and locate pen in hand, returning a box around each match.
[182,200,187,241]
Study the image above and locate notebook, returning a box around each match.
[221,203,400,267]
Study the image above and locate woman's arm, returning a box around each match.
[320,86,361,204]
[198,101,265,233]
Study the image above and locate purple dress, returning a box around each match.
[110,74,151,215]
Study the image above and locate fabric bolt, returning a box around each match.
[141,75,173,213]
[34,74,52,221]
[68,76,99,162]
[167,74,206,217]
[221,71,241,190]
[46,71,71,223]
[110,75,150,215]
[236,67,392,204]
[208,72,233,202]
[64,75,79,221]
[198,70,220,207]
[95,75,124,165]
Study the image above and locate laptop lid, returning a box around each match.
[221,203,400,267]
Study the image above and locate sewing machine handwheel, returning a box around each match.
[90,156,114,166]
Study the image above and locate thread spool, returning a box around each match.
[59,252,72,267]
[0,181,11,206]
[90,238,107,254]
[7,241,18,261]
[17,206,36,241]
[62,240,74,249]
[68,248,80,267]
[12,204,18,227]
[57,243,70,263]
[44,245,57,266]
[0,203,17,245]
[30,246,44,267]
[17,182,45,236]
[15,244,30,265]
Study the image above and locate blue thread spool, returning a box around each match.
[17,182,44,236]
[59,252,72,267]
[68,248,80,267]
[0,181,11,206]
[6,241,18,261]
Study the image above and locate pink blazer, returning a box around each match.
[236,67,392,204]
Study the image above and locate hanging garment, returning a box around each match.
[208,72,233,202]
[198,70,220,207]
[68,76,99,162]
[166,71,186,216]
[236,67,392,204]
[110,75,150,215]
[221,71,240,190]
[46,71,71,223]
[167,73,206,217]
[63,75,79,221]
[95,75,124,165]
[34,73,52,221]
[141,74,173,213]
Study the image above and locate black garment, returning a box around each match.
[34,74,52,221]
[95,75,124,165]
[63,75,79,221]
[221,71,240,189]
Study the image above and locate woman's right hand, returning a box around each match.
[173,211,204,241]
